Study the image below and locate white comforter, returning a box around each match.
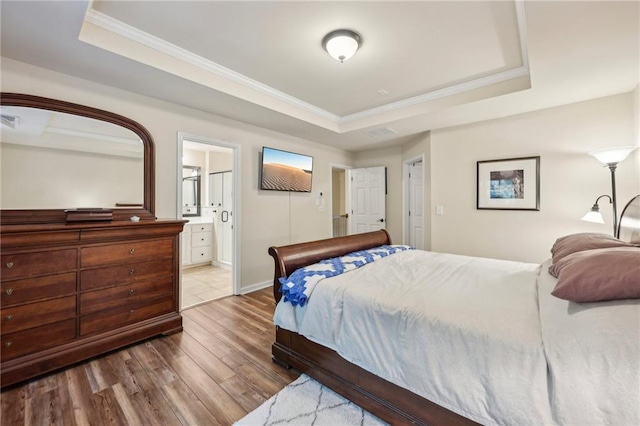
[537,260,640,425]
[274,251,640,425]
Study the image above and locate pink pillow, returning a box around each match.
[550,233,633,265]
[549,247,640,302]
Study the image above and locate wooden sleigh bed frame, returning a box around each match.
[268,230,476,426]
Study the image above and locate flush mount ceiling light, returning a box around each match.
[322,29,362,63]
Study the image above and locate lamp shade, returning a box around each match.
[588,146,637,165]
[322,30,361,62]
[581,209,605,224]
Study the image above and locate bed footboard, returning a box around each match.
[272,328,475,426]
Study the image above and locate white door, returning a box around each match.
[209,171,233,266]
[408,161,424,249]
[349,166,386,234]
[220,171,233,264]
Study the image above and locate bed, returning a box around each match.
[268,195,640,425]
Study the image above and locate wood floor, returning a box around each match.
[0,288,300,425]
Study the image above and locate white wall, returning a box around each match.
[1,58,352,290]
[3,57,638,281]
[209,152,233,173]
[331,168,346,216]
[430,93,639,263]
[1,142,142,208]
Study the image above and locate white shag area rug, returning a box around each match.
[234,374,388,426]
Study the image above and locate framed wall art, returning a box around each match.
[477,156,540,210]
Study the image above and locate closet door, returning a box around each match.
[348,166,386,234]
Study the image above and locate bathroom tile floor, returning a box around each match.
[181,264,232,309]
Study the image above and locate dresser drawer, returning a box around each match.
[1,249,77,281]
[1,272,76,307]
[1,295,76,334]
[81,239,173,268]
[1,319,76,362]
[191,246,213,263]
[80,296,174,336]
[191,230,213,248]
[190,223,213,233]
[80,258,173,291]
[80,275,173,314]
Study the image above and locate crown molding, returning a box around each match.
[84,9,340,123]
[340,0,530,124]
[84,1,530,131]
[339,66,530,124]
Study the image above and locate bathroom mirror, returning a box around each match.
[0,93,155,224]
[182,165,201,217]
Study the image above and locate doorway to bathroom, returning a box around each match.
[177,132,240,310]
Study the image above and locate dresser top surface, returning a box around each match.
[1,219,188,235]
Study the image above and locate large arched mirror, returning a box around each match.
[0,93,155,224]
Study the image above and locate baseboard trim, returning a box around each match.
[240,280,271,295]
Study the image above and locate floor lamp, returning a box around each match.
[581,146,638,236]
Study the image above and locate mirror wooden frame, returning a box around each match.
[0,93,155,225]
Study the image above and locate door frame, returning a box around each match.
[403,155,425,247]
[177,131,241,297]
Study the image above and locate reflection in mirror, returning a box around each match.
[182,165,201,217]
[1,106,144,209]
[0,93,155,225]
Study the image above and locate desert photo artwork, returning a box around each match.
[261,147,313,192]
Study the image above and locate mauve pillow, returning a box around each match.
[549,247,640,302]
[550,233,633,265]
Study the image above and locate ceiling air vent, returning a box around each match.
[0,114,20,129]
[365,127,397,138]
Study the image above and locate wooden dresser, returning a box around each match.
[0,219,185,387]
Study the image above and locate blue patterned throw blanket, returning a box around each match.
[279,245,413,306]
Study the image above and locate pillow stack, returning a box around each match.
[548,233,640,303]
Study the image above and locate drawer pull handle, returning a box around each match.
[201,238,205,241]
[4,342,12,348]
[129,289,135,295]
[5,315,12,321]
[129,310,134,315]
[6,262,13,269]
[5,289,13,295]
[129,248,135,254]
[129,269,135,274]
